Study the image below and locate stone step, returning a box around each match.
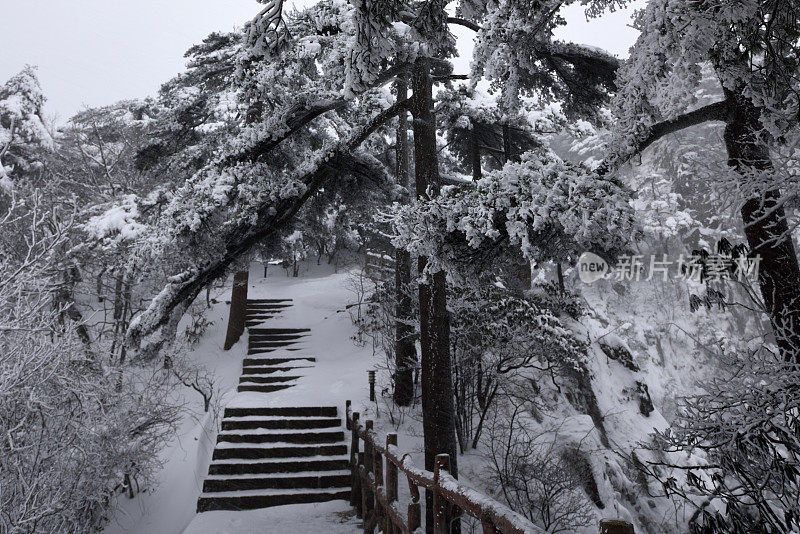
[196,488,349,512]
[247,340,301,347]
[217,430,345,445]
[248,333,308,342]
[212,443,347,460]
[247,299,292,304]
[236,375,301,385]
[237,384,294,394]
[245,312,283,318]
[221,417,339,431]
[243,357,316,366]
[243,348,278,354]
[241,366,313,375]
[246,348,301,356]
[248,327,311,335]
[203,472,350,493]
[224,406,338,418]
[208,458,349,475]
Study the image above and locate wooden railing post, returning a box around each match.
[600,519,635,534]
[223,270,248,350]
[350,412,361,515]
[386,433,398,531]
[359,451,368,524]
[363,420,375,534]
[346,400,352,430]
[433,454,451,534]
[408,502,421,532]
[373,441,385,533]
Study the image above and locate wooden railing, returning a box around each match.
[345,400,545,534]
[364,250,395,283]
[345,401,637,534]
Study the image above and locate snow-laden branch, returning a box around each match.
[599,99,729,175]
[127,97,412,352]
[446,16,480,32]
[227,62,412,165]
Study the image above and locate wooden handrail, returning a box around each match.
[344,401,635,534]
[345,401,544,534]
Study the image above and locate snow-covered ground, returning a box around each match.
[103,263,372,534]
[102,260,707,534]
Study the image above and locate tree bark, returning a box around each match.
[722,88,800,360]
[394,76,416,406]
[502,123,511,165]
[500,123,531,293]
[411,56,459,533]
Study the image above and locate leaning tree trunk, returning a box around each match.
[722,87,800,361]
[411,57,459,533]
[394,76,416,407]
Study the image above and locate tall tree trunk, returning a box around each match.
[499,122,532,293]
[394,76,416,406]
[722,88,800,360]
[471,126,482,180]
[502,123,511,164]
[411,57,459,533]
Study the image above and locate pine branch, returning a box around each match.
[228,63,411,164]
[446,16,480,32]
[127,98,412,347]
[598,100,729,175]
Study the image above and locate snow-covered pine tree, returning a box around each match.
[609,0,800,363]
[0,66,53,188]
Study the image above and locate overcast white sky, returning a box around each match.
[0,0,643,122]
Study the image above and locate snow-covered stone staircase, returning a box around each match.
[196,298,351,512]
[239,327,315,393]
[244,298,293,328]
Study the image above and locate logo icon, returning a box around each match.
[578,252,609,284]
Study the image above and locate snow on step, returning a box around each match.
[236,375,302,384]
[218,427,344,436]
[202,472,350,493]
[248,336,309,343]
[216,430,345,445]
[242,356,315,365]
[224,406,339,417]
[196,488,351,512]
[206,472,350,480]
[221,417,339,431]
[215,439,346,450]
[240,365,313,374]
[248,327,311,335]
[209,455,349,466]
[236,384,295,393]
